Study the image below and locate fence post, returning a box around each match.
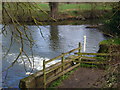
[78,42,81,54]
[61,53,64,72]
[43,60,46,88]
[78,42,81,65]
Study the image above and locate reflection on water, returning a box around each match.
[49,25,60,51]
[2,25,107,87]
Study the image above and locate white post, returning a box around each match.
[83,36,86,52]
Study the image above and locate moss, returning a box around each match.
[100,38,120,45]
[98,38,120,54]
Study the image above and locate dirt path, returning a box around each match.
[58,67,106,88]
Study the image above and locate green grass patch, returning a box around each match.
[3,2,112,13]
[80,63,98,68]
[37,3,49,11]
[100,38,120,45]
[35,3,111,12]
[3,2,113,24]
[59,3,112,11]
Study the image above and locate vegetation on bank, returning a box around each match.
[99,2,120,86]
[100,38,120,45]
[2,2,113,24]
[38,3,113,19]
[104,2,120,36]
[37,3,112,11]
[100,2,120,46]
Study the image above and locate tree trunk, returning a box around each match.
[49,2,58,19]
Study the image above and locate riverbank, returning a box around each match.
[100,38,120,45]
[48,38,120,88]
[2,2,112,25]
[98,37,120,88]
[3,10,112,24]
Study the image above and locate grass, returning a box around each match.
[80,63,98,68]
[3,2,113,24]
[36,3,49,11]
[59,3,112,11]
[3,2,113,15]
[100,38,120,45]
[2,3,113,25]
[36,3,112,12]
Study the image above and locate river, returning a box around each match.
[2,24,108,88]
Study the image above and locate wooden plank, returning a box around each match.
[61,56,64,72]
[46,55,81,74]
[64,55,82,64]
[78,42,81,54]
[46,63,80,85]
[46,64,63,74]
[81,56,97,60]
[46,62,73,82]
[81,56,107,61]
[75,53,110,56]
[43,60,46,88]
[81,56,106,60]
[45,54,64,64]
[80,61,106,64]
[45,47,81,64]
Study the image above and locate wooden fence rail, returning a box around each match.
[45,47,81,64]
[19,43,119,88]
[42,42,111,88]
[43,42,81,88]
[75,52,110,56]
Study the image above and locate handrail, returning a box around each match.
[75,52,110,56]
[46,63,80,85]
[46,55,81,74]
[45,47,81,64]
[43,43,81,88]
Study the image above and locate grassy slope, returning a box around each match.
[36,3,112,19]
[37,3,112,11]
[3,3,113,23]
[100,38,120,45]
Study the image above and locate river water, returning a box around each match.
[2,24,107,88]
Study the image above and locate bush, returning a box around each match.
[105,2,120,36]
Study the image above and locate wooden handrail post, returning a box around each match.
[78,42,81,64]
[78,42,81,54]
[61,53,65,79]
[43,60,46,88]
[61,53,64,72]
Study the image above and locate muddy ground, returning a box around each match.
[57,67,106,88]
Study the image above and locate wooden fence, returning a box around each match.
[43,42,81,88]
[42,42,110,88]
[19,42,116,88]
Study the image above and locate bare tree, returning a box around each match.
[2,2,47,73]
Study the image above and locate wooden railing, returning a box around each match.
[43,42,81,88]
[19,43,119,88]
[42,42,111,88]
